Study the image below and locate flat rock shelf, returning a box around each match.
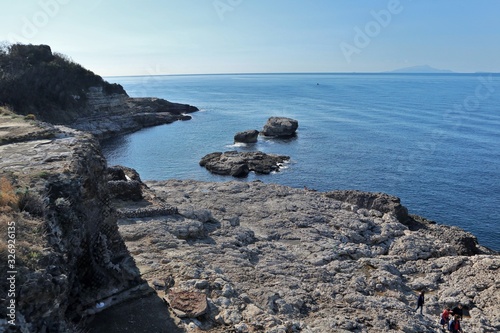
[113,178,499,333]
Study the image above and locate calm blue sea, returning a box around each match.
[102,73,500,251]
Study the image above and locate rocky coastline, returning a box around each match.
[109,177,497,333]
[0,44,198,140]
[0,44,498,333]
[0,109,148,332]
[71,93,198,140]
[1,101,499,333]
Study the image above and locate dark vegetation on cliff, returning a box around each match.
[0,43,126,123]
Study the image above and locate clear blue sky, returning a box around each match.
[1,0,499,76]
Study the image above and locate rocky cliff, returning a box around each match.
[0,108,148,332]
[1,44,498,333]
[72,90,198,140]
[0,44,198,139]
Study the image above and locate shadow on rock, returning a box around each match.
[85,290,185,333]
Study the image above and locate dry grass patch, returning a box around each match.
[0,213,47,270]
[0,176,48,269]
[0,176,17,209]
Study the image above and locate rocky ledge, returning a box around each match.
[112,178,499,333]
[0,44,198,140]
[72,92,198,140]
[200,151,290,177]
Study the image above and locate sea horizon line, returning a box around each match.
[104,71,500,79]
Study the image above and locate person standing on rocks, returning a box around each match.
[415,290,425,315]
[440,307,451,329]
[451,303,463,320]
[448,314,463,333]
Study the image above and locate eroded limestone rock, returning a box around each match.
[123,179,499,333]
[0,112,145,332]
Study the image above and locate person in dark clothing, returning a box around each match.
[448,314,463,333]
[415,291,425,314]
[452,304,463,320]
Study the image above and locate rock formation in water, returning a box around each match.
[234,129,259,143]
[72,94,197,139]
[200,151,290,177]
[261,117,299,138]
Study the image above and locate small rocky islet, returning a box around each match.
[0,44,498,333]
[199,151,290,177]
[200,116,298,177]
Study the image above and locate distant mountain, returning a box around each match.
[387,65,454,74]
